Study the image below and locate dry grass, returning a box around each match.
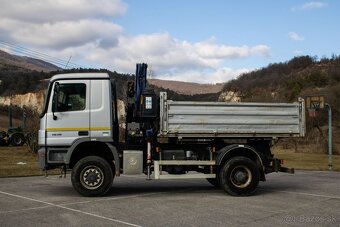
[0,146,46,177]
[273,146,340,171]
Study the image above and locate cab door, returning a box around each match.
[45,80,90,146]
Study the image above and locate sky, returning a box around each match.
[0,0,339,84]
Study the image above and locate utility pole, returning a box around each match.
[65,55,72,69]
[325,103,332,171]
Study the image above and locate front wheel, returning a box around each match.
[219,156,260,196]
[71,156,114,196]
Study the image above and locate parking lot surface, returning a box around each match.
[0,171,339,227]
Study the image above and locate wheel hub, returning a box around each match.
[80,166,104,189]
[230,165,252,189]
[85,170,100,184]
[14,137,21,143]
[234,171,247,184]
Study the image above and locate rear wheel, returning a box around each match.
[71,156,114,196]
[219,156,260,196]
[10,133,25,146]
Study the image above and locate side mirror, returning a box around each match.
[52,82,60,120]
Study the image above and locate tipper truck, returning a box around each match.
[38,63,305,196]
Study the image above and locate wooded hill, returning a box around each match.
[223,55,340,120]
[223,55,340,154]
[0,49,60,72]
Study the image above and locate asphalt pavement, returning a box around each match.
[0,171,339,227]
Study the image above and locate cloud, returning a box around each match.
[86,33,269,75]
[293,50,303,55]
[302,2,328,10]
[42,32,265,83]
[194,42,270,59]
[0,0,127,23]
[289,32,304,41]
[0,0,270,83]
[0,19,123,49]
[291,1,328,11]
[0,0,126,50]
[152,67,250,84]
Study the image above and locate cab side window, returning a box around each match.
[55,83,86,112]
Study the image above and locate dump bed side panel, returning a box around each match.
[159,92,305,138]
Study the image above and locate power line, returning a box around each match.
[0,42,80,69]
[0,40,82,68]
[0,40,85,69]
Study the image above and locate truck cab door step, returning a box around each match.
[78,131,89,136]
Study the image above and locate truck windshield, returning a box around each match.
[40,82,51,118]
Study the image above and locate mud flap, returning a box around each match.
[270,158,295,174]
[279,166,295,174]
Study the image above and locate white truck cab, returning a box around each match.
[39,73,114,147]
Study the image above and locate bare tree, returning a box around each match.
[24,106,40,153]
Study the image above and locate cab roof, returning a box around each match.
[50,73,110,82]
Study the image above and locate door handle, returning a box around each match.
[78,131,89,136]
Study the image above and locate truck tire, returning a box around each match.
[71,156,114,197]
[10,133,25,146]
[219,156,260,196]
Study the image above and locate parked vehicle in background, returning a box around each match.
[0,106,26,146]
